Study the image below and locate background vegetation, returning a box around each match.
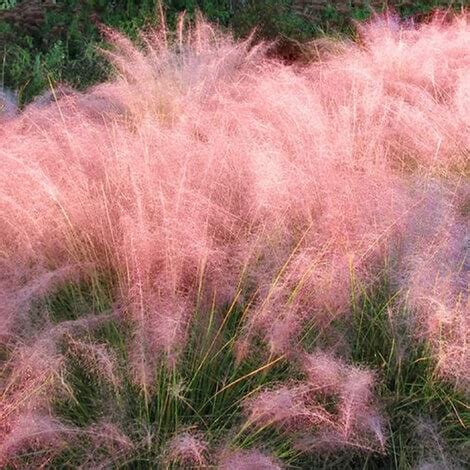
[0,1,467,104]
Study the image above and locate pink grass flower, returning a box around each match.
[218,449,283,470]
[166,430,207,467]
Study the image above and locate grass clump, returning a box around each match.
[1,10,469,469]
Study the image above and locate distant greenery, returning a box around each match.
[0,1,467,104]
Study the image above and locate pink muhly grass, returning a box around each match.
[65,337,122,390]
[0,313,117,455]
[0,264,80,343]
[303,352,387,452]
[395,185,469,391]
[244,352,387,454]
[337,368,385,449]
[88,421,134,450]
[411,416,465,470]
[303,350,345,394]
[0,412,74,466]
[79,421,135,468]
[218,449,283,470]
[165,429,207,467]
[0,10,469,465]
[2,11,469,374]
[338,368,375,437]
[244,384,333,431]
[1,335,64,440]
[244,352,386,453]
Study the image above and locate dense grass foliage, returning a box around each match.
[1,10,469,469]
[0,1,466,103]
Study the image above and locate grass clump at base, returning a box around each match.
[4,276,466,469]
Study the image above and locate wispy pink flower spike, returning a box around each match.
[303,350,345,394]
[244,384,333,431]
[0,413,74,466]
[339,368,375,440]
[218,449,283,470]
[166,430,207,467]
